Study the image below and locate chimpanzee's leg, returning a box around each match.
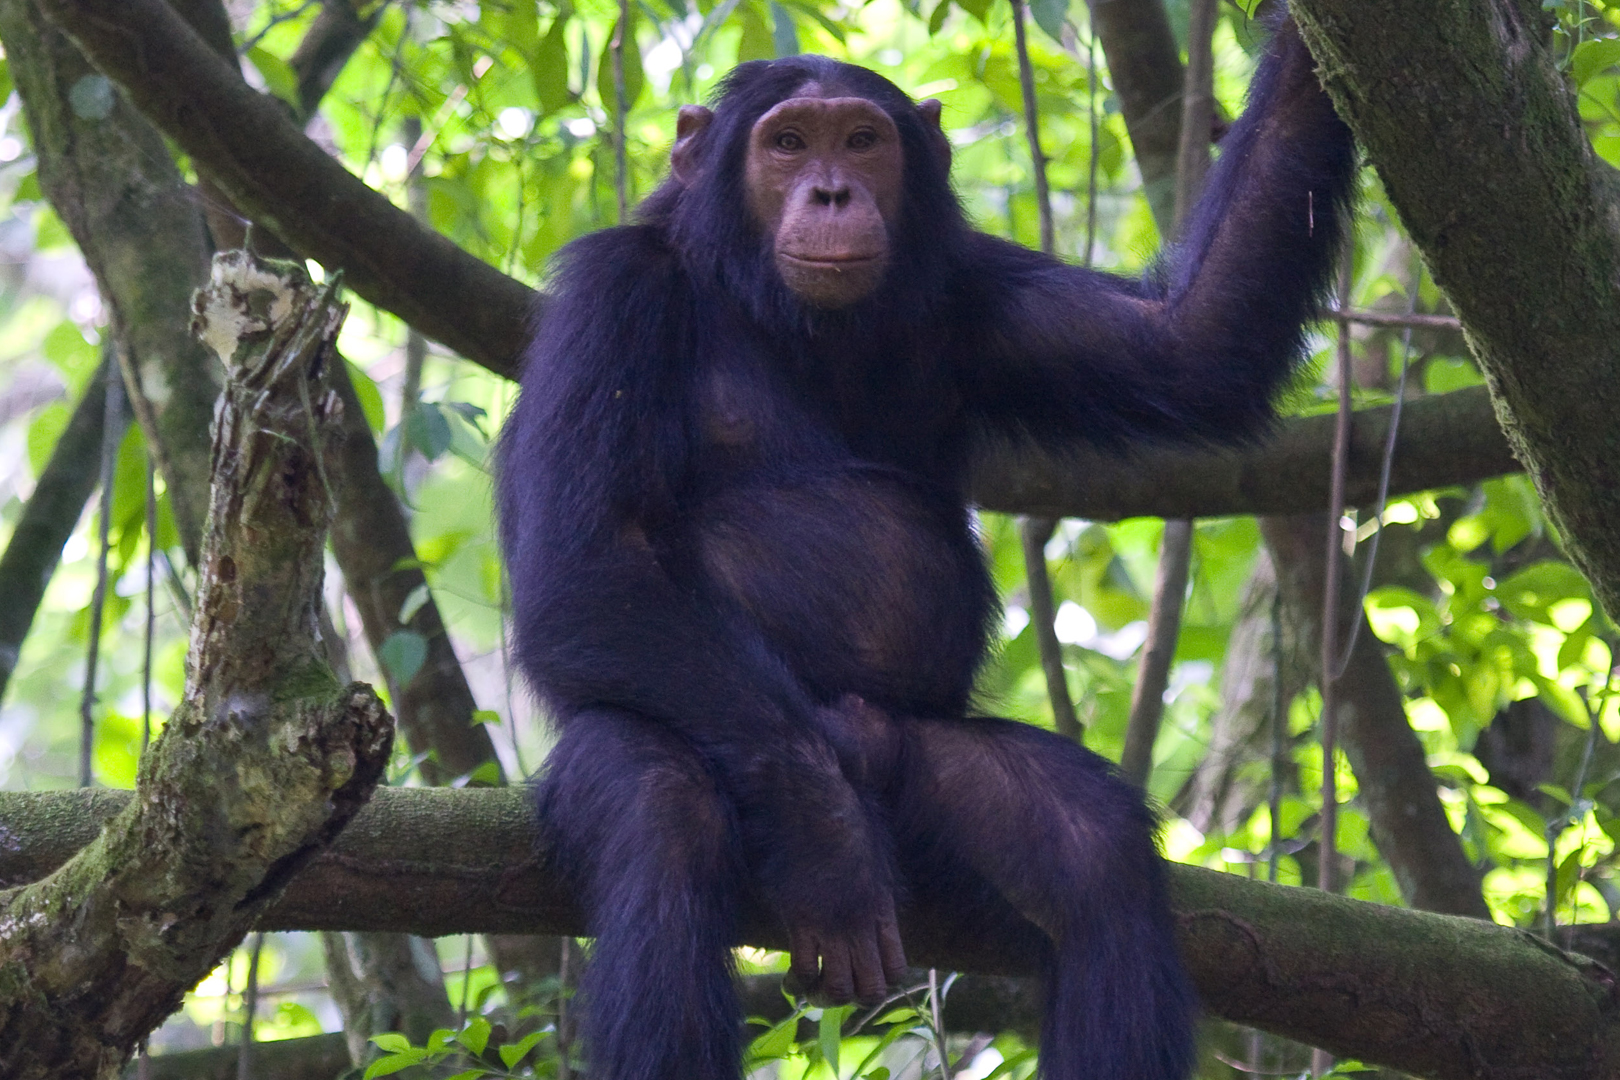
[890,717,1196,1080]
[538,708,744,1080]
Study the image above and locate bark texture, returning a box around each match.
[1292,0,1620,620]
[0,255,392,1080]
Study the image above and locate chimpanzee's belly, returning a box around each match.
[694,465,992,715]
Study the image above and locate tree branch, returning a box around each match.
[33,0,534,378]
[0,0,223,563]
[5,785,1617,1079]
[969,385,1517,520]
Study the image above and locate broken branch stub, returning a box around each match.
[0,251,393,1080]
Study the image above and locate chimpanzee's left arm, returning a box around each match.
[956,19,1355,449]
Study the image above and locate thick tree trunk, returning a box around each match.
[1292,0,1620,619]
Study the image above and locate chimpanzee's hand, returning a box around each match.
[758,714,908,1005]
[783,890,907,1006]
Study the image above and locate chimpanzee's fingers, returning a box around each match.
[786,927,820,997]
[851,930,887,1004]
[816,939,857,1005]
[878,916,907,986]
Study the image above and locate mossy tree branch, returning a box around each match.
[4,785,1618,1079]
[0,255,393,1080]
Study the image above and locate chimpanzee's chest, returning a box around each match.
[688,351,989,714]
[693,344,963,481]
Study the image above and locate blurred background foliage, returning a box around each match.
[3,0,1620,1075]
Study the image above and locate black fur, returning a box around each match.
[499,20,1353,1080]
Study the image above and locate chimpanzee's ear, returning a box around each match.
[672,106,715,185]
[917,99,951,169]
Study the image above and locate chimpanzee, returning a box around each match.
[497,14,1353,1080]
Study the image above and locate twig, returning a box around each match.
[1172,0,1217,233]
[1326,260,1419,681]
[142,456,156,751]
[1009,0,1053,254]
[1324,308,1460,331]
[612,0,630,223]
[927,968,952,1079]
[1318,255,1355,899]
[81,347,124,788]
[236,932,265,1080]
[1010,0,1077,738]
[1122,519,1193,787]
[1020,519,1080,738]
[1123,0,1211,788]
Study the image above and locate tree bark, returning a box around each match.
[0,254,392,1080]
[5,785,1617,1080]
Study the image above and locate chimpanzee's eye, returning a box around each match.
[775,131,806,151]
[847,129,878,151]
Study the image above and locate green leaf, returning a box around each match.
[745,1011,803,1063]
[927,0,950,35]
[535,6,575,115]
[596,14,645,116]
[737,0,775,62]
[770,2,801,55]
[464,760,503,786]
[408,402,455,461]
[246,47,300,105]
[1553,846,1584,905]
[457,1017,493,1057]
[981,1048,1038,1080]
[364,1050,428,1078]
[954,0,991,23]
[26,402,69,477]
[1028,0,1068,39]
[1573,37,1620,86]
[378,630,428,685]
[347,360,387,433]
[500,1030,547,1068]
[818,1003,852,1074]
[398,582,431,626]
[369,1033,413,1054]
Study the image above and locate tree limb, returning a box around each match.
[32,0,534,378]
[969,385,1517,520]
[4,785,1616,1079]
